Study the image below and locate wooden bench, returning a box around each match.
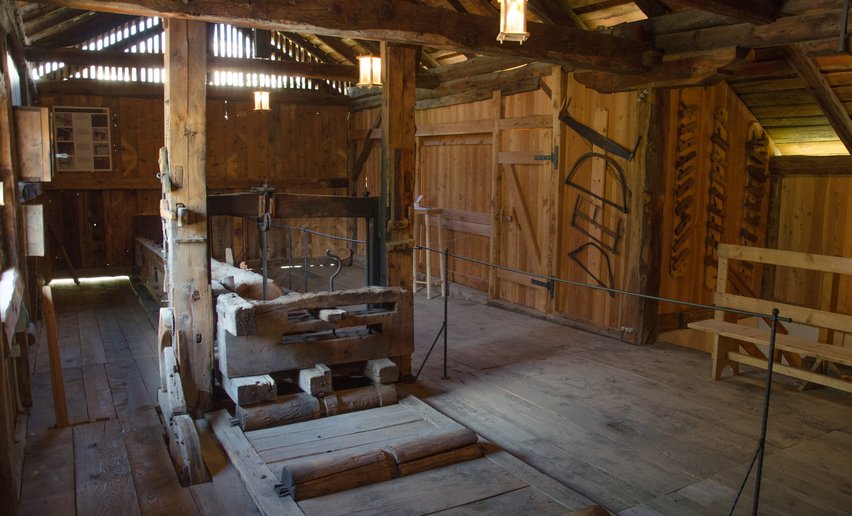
[688,244,852,393]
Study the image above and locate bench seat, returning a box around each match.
[688,319,852,369]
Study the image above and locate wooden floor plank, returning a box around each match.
[207,410,304,516]
[74,420,142,516]
[248,405,422,450]
[82,363,117,422]
[260,419,439,465]
[191,419,262,516]
[63,366,90,425]
[78,310,107,367]
[18,427,75,516]
[429,486,566,515]
[297,457,527,516]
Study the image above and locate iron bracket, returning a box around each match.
[531,278,555,298]
[534,146,559,170]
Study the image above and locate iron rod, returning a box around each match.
[303,230,308,293]
[752,308,780,515]
[442,247,449,379]
[287,227,293,291]
[414,245,791,323]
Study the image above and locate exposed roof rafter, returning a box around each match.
[33,0,653,73]
[784,43,852,154]
[669,0,780,25]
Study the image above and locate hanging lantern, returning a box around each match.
[357,55,382,86]
[253,90,270,111]
[497,0,529,44]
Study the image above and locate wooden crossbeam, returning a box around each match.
[784,44,852,154]
[25,46,360,81]
[632,0,670,18]
[671,0,780,25]
[36,0,653,73]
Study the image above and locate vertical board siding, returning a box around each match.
[38,94,349,272]
[656,83,774,316]
[775,175,852,317]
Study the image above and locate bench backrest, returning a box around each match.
[715,244,852,334]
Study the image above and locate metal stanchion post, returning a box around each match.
[442,247,449,379]
[287,226,293,291]
[303,229,308,293]
[752,307,780,514]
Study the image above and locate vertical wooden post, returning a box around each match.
[164,20,213,414]
[380,42,417,289]
[619,89,665,345]
[380,42,416,376]
[488,90,503,299]
[546,66,567,315]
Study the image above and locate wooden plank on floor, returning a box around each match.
[79,309,107,366]
[191,418,262,516]
[74,420,142,516]
[482,446,596,510]
[297,457,527,515]
[18,427,75,516]
[258,419,440,465]
[429,486,567,515]
[63,366,90,425]
[207,410,304,516]
[247,404,421,450]
[83,363,117,421]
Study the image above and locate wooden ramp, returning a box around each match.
[209,394,593,515]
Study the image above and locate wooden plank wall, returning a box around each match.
[774,175,852,316]
[36,94,350,274]
[656,83,774,318]
[351,72,654,336]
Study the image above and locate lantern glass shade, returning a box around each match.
[497,0,529,44]
[357,55,382,86]
[254,90,270,111]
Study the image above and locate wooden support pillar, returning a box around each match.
[164,20,213,414]
[380,42,417,289]
[546,66,567,314]
[380,42,416,376]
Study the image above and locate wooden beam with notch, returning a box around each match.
[656,9,852,53]
[670,0,780,25]
[784,43,852,154]
[575,47,754,93]
[36,0,653,73]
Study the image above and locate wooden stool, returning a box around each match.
[412,207,445,299]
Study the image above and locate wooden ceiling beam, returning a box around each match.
[34,78,352,104]
[667,0,780,24]
[35,0,653,73]
[314,35,358,64]
[784,43,852,154]
[24,46,360,81]
[633,0,671,18]
[575,46,755,93]
[280,32,337,63]
[656,8,851,53]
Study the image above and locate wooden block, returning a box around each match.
[222,374,277,406]
[364,358,399,384]
[157,307,173,391]
[280,449,396,501]
[318,308,347,322]
[216,293,257,336]
[164,347,187,417]
[321,384,398,417]
[383,428,478,464]
[298,364,333,396]
[158,388,172,433]
[237,392,321,431]
[168,414,210,486]
[396,444,483,477]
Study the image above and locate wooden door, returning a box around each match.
[494,125,554,312]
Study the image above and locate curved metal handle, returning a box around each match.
[326,249,342,291]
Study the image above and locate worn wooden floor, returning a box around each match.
[19,278,258,516]
[19,278,852,515]
[406,293,852,515]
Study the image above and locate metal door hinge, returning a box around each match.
[531,278,555,298]
[534,146,559,170]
